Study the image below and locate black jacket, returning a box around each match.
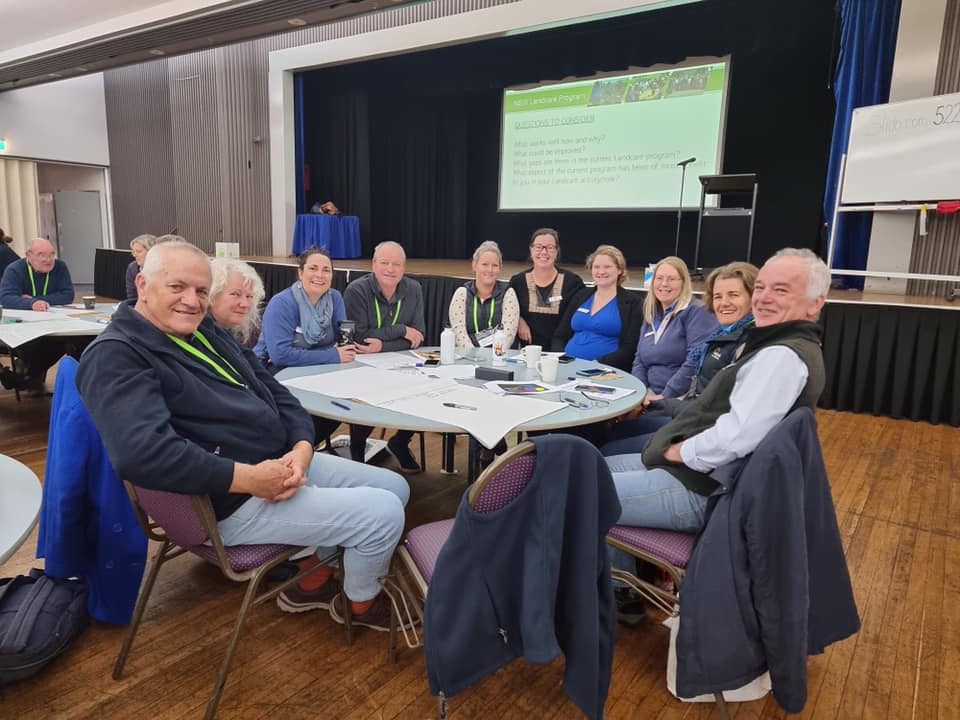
[676,408,860,712]
[76,302,315,520]
[424,435,622,720]
[550,286,643,372]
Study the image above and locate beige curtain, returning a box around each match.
[0,157,39,255]
[907,0,960,297]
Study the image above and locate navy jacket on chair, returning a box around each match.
[36,356,147,624]
[423,435,622,720]
[676,407,860,712]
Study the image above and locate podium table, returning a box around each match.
[292,214,361,258]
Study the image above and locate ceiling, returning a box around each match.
[0,0,410,92]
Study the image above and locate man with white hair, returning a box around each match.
[0,237,78,390]
[605,248,829,621]
[77,240,410,630]
[343,241,426,472]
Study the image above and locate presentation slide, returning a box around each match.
[498,60,729,211]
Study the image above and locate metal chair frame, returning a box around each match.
[114,481,350,720]
[606,531,730,719]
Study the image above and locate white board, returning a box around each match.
[840,91,960,204]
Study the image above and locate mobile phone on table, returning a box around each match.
[423,358,441,367]
[558,354,575,363]
[576,367,606,377]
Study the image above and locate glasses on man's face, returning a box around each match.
[654,276,681,285]
[531,245,557,254]
[30,252,55,260]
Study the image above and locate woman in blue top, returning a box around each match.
[254,247,356,372]
[631,255,718,403]
[551,245,643,372]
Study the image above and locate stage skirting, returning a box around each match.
[292,214,361,258]
[94,248,960,426]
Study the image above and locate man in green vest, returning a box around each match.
[606,247,829,533]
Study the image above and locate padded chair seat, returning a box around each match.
[191,543,299,573]
[403,519,455,584]
[607,525,694,568]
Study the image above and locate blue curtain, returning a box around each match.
[823,0,901,289]
[294,72,306,215]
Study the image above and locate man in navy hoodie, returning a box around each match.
[77,240,409,631]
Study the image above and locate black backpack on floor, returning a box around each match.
[0,569,88,686]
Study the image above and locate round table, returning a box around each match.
[276,352,645,477]
[0,454,42,566]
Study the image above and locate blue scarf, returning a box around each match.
[689,313,755,374]
[292,281,334,347]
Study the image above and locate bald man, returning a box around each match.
[0,238,79,391]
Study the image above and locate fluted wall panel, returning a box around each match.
[0,158,39,253]
[104,60,177,244]
[908,0,960,298]
[104,0,519,256]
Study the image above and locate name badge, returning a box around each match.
[294,326,303,334]
[576,307,590,314]
[549,295,563,303]
[475,326,496,347]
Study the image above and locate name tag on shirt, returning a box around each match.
[549,295,563,303]
[294,326,303,334]
[576,307,590,314]
[476,327,496,347]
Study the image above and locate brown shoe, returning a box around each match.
[276,577,339,613]
[329,592,398,632]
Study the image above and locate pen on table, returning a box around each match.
[331,401,352,411]
[442,402,477,411]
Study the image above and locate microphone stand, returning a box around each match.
[673,163,689,258]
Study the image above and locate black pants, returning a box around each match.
[16,337,93,383]
[349,425,414,463]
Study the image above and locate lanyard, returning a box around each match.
[27,265,49,297]
[166,331,246,387]
[373,297,402,329]
[472,295,495,334]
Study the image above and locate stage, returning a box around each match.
[94,248,960,426]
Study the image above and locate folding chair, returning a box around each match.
[388,441,538,665]
[114,482,350,720]
[606,525,729,719]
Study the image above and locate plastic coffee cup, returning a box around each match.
[83,296,96,310]
[522,344,542,367]
[537,355,560,383]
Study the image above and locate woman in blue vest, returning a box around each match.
[448,241,519,349]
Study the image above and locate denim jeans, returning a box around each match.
[605,453,708,578]
[600,415,671,456]
[218,453,409,601]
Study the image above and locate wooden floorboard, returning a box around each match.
[1,375,958,718]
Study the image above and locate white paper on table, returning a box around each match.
[352,351,424,370]
[1,308,65,322]
[281,366,400,398]
[418,365,477,381]
[377,384,565,449]
[0,318,105,348]
[556,380,636,401]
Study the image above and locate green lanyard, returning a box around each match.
[373,297,402,329]
[27,265,49,297]
[166,330,246,387]
[472,295,495,334]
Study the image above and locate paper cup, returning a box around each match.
[83,296,96,310]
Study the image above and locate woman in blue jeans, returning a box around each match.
[603,261,757,456]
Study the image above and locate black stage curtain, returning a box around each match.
[300,0,837,268]
[819,304,960,426]
[94,248,131,300]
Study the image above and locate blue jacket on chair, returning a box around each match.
[676,407,860,712]
[423,435,622,720]
[35,356,147,624]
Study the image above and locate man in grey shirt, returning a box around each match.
[343,241,426,472]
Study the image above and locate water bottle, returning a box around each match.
[492,325,506,365]
[440,325,455,365]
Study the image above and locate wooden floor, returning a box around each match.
[1,379,958,718]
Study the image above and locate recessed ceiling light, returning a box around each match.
[287,18,307,26]
[148,49,165,56]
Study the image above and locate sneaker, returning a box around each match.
[615,587,648,627]
[387,436,422,474]
[276,577,339,613]
[328,592,395,632]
